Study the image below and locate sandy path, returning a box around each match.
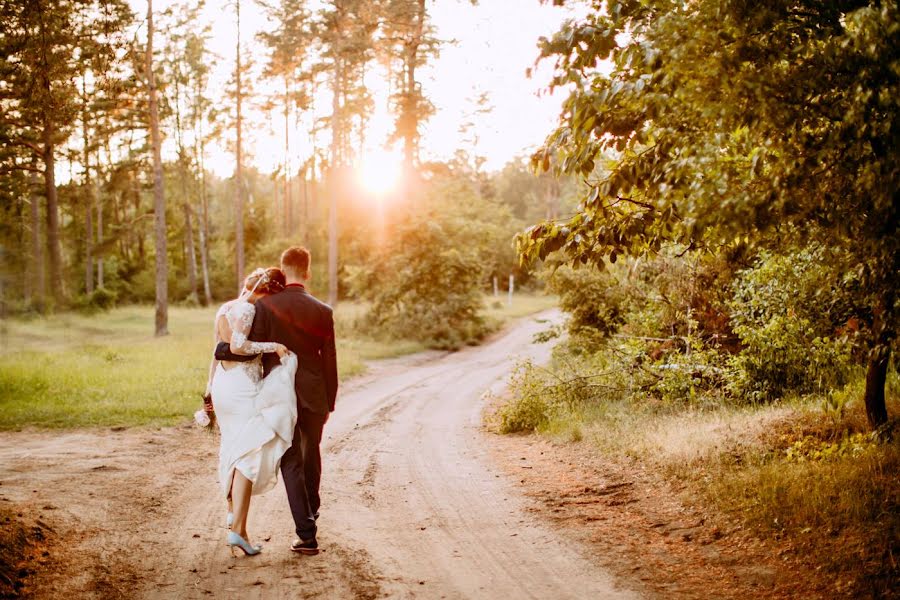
[0,311,639,599]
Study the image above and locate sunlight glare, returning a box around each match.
[357,149,403,197]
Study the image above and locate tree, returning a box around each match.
[182,17,216,306]
[233,0,246,292]
[162,0,212,303]
[0,0,132,308]
[1,1,80,305]
[74,0,133,299]
[258,0,314,239]
[379,0,439,200]
[518,1,899,429]
[146,0,168,336]
[315,0,379,305]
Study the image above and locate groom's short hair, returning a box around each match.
[281,246,311,275]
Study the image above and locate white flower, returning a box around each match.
[194,409,211,428]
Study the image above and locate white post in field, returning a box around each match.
[493,276,498,297]
[507,274,514,307]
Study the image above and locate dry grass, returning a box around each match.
[518,370,900,597]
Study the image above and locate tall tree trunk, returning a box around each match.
[96,148,103,289]
[328,57,341,307]
[233,0,245,292]
[173,69,198,300]
[182,198,198,299]
[284,77,292,238]
[300,165,308,243]
[82,96,94,296]
[96,193,104,288]
[147,0,168,336]
[41,123,63,304]
[864,302,891,430]
[28,169,45,308]
[197,195,212,304]
[197,124,212,305]
[84,187,94,295]
[179,159,198,300]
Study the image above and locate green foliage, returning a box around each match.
[496,364,554,433]
[353,213,491,350]
[728,248,857,402]
[783,433,874,464]
[546,266,626,346]
[352,174,527,349]
[73,286,118,313]
[729,315,854,403]
[517,0,900,425]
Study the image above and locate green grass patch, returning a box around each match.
[0,294,555,430]
[0,304,408,429]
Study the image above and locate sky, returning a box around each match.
[137,0,584,179]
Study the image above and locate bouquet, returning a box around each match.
[194,393,217,431]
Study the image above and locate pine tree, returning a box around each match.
[146,0,168,336]
[315,0,378,305]
[379,0,439,201]
[258,0,314,240]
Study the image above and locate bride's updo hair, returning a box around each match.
[244,267,286,296]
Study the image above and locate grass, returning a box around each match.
[0,292,555,430]
[497,357,900,597]
[482,292,558,321]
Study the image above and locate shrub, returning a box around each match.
[497,390,553,433]
[546,265,626,348]
[728,247,857,402]
[353,216,493,349]
[74,286,117,313]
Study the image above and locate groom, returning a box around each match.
[249,246,338,554]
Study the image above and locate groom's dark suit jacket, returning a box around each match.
[249,284,338,414]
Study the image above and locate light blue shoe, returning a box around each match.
[226,531,262,556]
[226,512,234,528]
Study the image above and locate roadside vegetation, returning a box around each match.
[498,253,899,596]
[0,293,553,430]
[499,2,899,597]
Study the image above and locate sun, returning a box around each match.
[356,148,403,197]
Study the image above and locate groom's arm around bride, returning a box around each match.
[249,246,337,552]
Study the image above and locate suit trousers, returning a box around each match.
[280,408,327,540]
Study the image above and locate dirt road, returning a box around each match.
[0,311,639,599]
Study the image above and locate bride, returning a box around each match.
[204,267,297,556]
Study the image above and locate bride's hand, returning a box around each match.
[275,344,289,358]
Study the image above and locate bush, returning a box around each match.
[546,265,626,348]
[497,389,553,433]
[74,286,117,313]
[353,216,493,349]
[728,247,857,402]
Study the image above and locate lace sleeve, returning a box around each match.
[228,302,280,355]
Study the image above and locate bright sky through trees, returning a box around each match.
[129,0,583,178]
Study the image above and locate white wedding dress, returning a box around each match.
[210,300,298,497]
